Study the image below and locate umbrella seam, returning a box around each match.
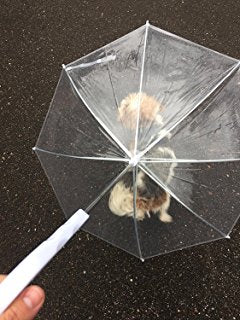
[140,158,240,163]
[33,147,129,162]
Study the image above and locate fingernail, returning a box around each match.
[23,287,44,309]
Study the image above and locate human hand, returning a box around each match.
[0,275,45,320]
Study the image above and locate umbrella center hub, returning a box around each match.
[129,154,141,167]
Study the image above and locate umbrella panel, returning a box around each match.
[134,166,223,259]
[144,67,240,162]
[35,70,126,160]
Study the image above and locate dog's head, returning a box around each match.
[118,93,163,130]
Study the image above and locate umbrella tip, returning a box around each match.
[140,258,145,262]
[129,154,141,167]
[62,64,66,69]
[32,147,36,151]
[225,235,231,239]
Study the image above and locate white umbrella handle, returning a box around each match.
[0,209,89,314]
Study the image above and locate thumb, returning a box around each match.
[1,285,45,320]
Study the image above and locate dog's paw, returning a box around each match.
[159,212,173,223]
[146,211,151,218]
[135,209,146,221]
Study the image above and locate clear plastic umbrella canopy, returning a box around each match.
[34,22,240,260]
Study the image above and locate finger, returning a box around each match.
[1,285,45,320]
[0,276,6,283]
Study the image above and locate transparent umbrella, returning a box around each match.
[34,22,240,260]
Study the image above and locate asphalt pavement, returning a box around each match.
[1,1,240,319]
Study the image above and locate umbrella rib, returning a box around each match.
[225,210,240,238]
[170,174,209,189]
[140,158,240,163]
[138,60,240,158]
[63,67,132,159]
[139,163,228,238]
[133,165,144,261]
[85,165,132,212]
[104,49,129,142]
[133,21,149,157]
[33,146,128,162]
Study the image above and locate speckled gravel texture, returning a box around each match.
[1,1,240,319]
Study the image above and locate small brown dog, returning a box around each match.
[108,92,175,222]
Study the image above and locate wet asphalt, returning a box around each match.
[1,1,240,319]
